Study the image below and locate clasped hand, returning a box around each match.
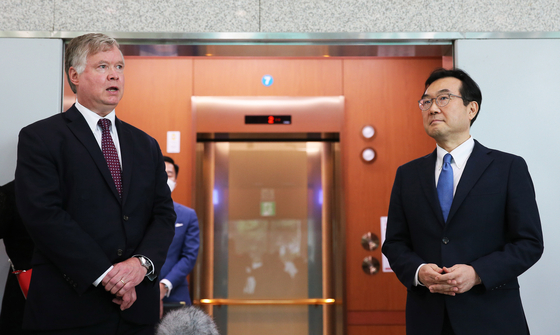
[101,257,148,310]
[418,263,481,296]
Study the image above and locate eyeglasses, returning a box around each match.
[418,93,467,111]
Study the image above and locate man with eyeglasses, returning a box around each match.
[382,68,543,335]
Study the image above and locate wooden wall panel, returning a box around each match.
[348,325,406,335]
[117,57,194,207]
[193,58,343,96]
[347,310,405,325]
[342,58,442,315]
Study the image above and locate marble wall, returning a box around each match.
[1,0,559,33]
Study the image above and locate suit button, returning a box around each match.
[123,215,129,221]
[117,249,123,256]
[442,237,449,244]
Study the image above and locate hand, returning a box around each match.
[159,282,168,301]
[112,287,137,311]
[160,299,164,319]
[428,264,481,296]
[102,257,147,299]
[418,263,445,287]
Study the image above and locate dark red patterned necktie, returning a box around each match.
[98,119,122,198]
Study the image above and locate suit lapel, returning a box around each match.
[447,140,493,223]
[115,118,133,205]
[418,149,446,226]
[65,105,122,202]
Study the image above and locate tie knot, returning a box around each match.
[443,153,452,164]
[98,118,111,131]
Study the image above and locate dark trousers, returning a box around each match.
[0,272,31,334]
[441,308,456,335]
[31,306,155,335]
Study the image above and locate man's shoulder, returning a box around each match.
[22,112,66,132]
[0,180,14,194]
[473,141,525,163]
[173,202,196,216]
[21,105,84,134]
[399,151,434,170]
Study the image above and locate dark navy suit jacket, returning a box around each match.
[382,140,544,335]
[161,203,200,305]
[14,105,176,330]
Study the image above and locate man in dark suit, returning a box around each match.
[0,180,34,334]
[15,33,176,334]
[382,68,544,335]
[159,157,200,313]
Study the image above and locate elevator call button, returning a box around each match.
[245,115,291,125]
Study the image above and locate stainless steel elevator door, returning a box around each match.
[195,141,338,335]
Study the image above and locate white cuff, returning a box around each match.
[160,279,173,297]
[93,265,113,286]
[414,263,426,286]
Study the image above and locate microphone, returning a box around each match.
[157,306,219,335]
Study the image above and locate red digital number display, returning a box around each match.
[245,115,292,125]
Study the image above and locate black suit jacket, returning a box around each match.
[15,105,176,330]
[382,140,544,335]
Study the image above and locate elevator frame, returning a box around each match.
[191,96,345,335]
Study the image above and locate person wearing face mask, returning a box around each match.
[160,156,200,317]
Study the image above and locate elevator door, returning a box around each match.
[195,140,340,335]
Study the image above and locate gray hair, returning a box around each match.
[157,306,220,335]
[64,33,122,94]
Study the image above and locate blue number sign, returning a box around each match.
[262,75,274,87]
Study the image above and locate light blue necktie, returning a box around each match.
[437,153,453,222]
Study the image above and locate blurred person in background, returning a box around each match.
[160,156,200,317]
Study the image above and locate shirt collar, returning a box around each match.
[75,100,117,133]
[436,136,475,169]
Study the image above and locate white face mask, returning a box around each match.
[167,179,176,192]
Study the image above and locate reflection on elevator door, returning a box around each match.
[198,141,336,335]
[226,143,312,302]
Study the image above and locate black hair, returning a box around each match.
[424,68,482,126]
[162,156,179,177]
